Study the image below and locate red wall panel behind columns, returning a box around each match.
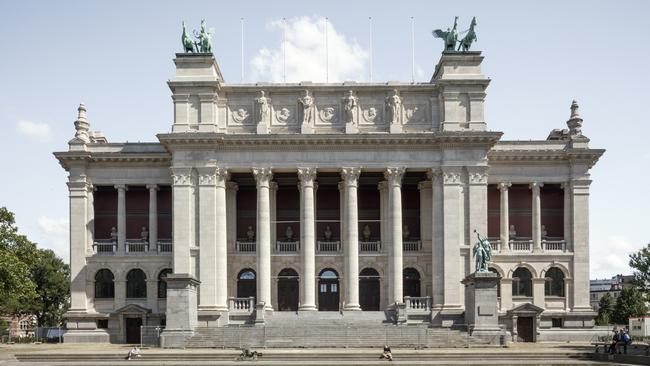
[236,188,256,239]
[276,187,300,241]
[541,184,564,237]
[316,187,341,240]
[94,187,117,239]
[487,185,500,238]
[508,185,532,237]
[402,185,420,240]
[157,186,172,239]
[126,187,149,239]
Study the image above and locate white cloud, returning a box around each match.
[250,16,369,83]
[16,120,52,141]
[590,235,636,278]
[37,216,69,262]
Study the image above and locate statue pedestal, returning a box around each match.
[160,274,200,348]
[462,271,504,345]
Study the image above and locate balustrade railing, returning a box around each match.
[488,239,501,252]
[157,239,173,253]
[542,239,566,252]
[228,297,255,314]
[236,241,256,253]
[509,239,533,252]
[276,241,300,253]
[360,241,381,253]
[403,240,422,252]
[125,240,149,253]
[404,296,432,312]
[93,240,116,255]
[317,241,340,253]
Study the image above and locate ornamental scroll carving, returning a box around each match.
[469,171,488,184]
[231,108,250,124]
[172,174,193,186]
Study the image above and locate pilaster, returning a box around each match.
[429,169,444,307]
[441,167,463,310]
[532,278,546,308]
[68,176,90,312]
[570,179,593,312]
[196,167,218,310]
[467,166,488,266]
[171,168,194,274]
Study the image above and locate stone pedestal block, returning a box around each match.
[463,271,503,344]
[160,274,200,348]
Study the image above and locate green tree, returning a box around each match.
[612,287,648,325]
[629,243,650,290]
[596,292,614,326]
[30,249,70,326]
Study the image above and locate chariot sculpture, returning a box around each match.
[432,16,478,52]
[181,19,214,53]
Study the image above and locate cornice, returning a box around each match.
[54,151,171,171]
[488,147,605,168]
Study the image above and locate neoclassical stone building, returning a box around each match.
[55,50,604,345]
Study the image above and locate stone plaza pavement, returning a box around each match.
[0,342,645,365]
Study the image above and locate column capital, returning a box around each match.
[197,166,229,187]
[427,168,442,183]
[468,171,488,185]
[146,184,159,191]
[441,167,462,185]
[377,180,387,191]
[498,182,512,191]
[114,184,127,191]
[171,167,194,186]
[340,167,361,186]
[297,167,317,187]
[227,181,239,191]
[384,167,405,186]
[418,180,432,190]
[252,167,273,187]
[529,182,544,190]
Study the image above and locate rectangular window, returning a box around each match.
[331,284,338,293]
[320,284,327,293]
[97,319,109,329]
[551,318,563,328]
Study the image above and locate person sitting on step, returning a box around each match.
[379,345,393,361]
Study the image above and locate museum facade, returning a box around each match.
[55,50,604,345]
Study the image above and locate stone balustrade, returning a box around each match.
[156,239,173,253]
[509,239,533,252]
[317,240,340,253]
[403,240,422,252]
[93,240,116,255]
[359,241,381,253]
[542,239,566,252]
[228,297,255,314]
[276,241,300,253]
[404,296,432,312]
[125,240,149,253]
[487,238,567,254]
[236,241,256,253]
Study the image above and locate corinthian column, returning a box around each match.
[147,185,158,250]
[341,167,361,311]
[115,184,127,252]
[385,167,405,305]
[498,182,511,252]
[253,167,273,310]
[298,167,317,311]
[530,182,543,252]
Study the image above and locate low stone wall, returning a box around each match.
[536,326,610,342]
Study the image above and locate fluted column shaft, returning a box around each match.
[253,168,273,310]
[386,167,405,305]
[298,168,317,311]
[147,185,158,250]
[214,168,229,310]
[115,185,127,252]
[341,167,361,311]
[531,182,543,251]
[499,182,511,252]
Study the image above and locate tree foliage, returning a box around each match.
[629,243,650,290]
[0,207,70,326]
[596,292,614,326]
[612,287,648,325]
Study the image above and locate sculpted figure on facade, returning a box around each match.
[509,224,517,239]
[256,91,271,123]
[362,225,372,241]
[285,226,294,241]
[110,227,117,242]
[402,224,410,240]
[181,21,196,53]
[432,16,459,52]
[342,90,358,124]
[193,19,213,53]
[473,230,492,273]
[246,226,255,241]
[298,90,315,124]
[323,225,333,241]
[385,90,402,125]
[140,226,149,242]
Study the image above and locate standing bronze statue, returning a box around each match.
[472,230,492,273]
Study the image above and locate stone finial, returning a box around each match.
[73,103,91,143]
[566,100,583,137]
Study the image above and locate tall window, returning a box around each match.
[488,267,501,298]
[126,269,147,298]
[158,269,173,298]
[512,267,532,297]
[545,267,565,297]
[94,269,115,298]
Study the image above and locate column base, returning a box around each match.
[342,304,361,311]
[298,305,317,311]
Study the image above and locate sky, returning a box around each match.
[0,0,648,279]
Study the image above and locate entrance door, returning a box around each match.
[318,269,340,311]
[516,316,534,342]
[237,269,257,303]
[403,267,421,298]
[277,268,299,311]
[359,268,380,311]
[125,317,142,344]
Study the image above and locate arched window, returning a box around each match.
[94,269,115,299]
[545,267,565,297]
[237,268,257,300]
[488,267,501,298]
[126,269,147,298]
[157,269,173,299]
[512,267,532,297]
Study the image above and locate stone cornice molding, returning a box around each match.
[340,167,361,187]
[252,167,273,187]
[488,146,605,169]
[297,167,317,188]
[384,167,405,187]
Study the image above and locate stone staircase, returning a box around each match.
[184,311,497,348]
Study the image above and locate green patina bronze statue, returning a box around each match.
[432,16,478,52]
[181,20,213,53]
[457,17,477,52]
[472,230,492,273]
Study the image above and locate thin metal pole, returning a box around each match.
[411,16,415,83]
[369,16,373,82]
[325,17,329,82]
[283,18,287,83]
[240,18,244,82]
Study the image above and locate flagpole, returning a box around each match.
[325,17,329,82]
[282,17,287,83]
[240,17,244,82]
[369,16,373,82]
[411,16,415,83]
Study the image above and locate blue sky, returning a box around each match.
[0,0,648,278]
